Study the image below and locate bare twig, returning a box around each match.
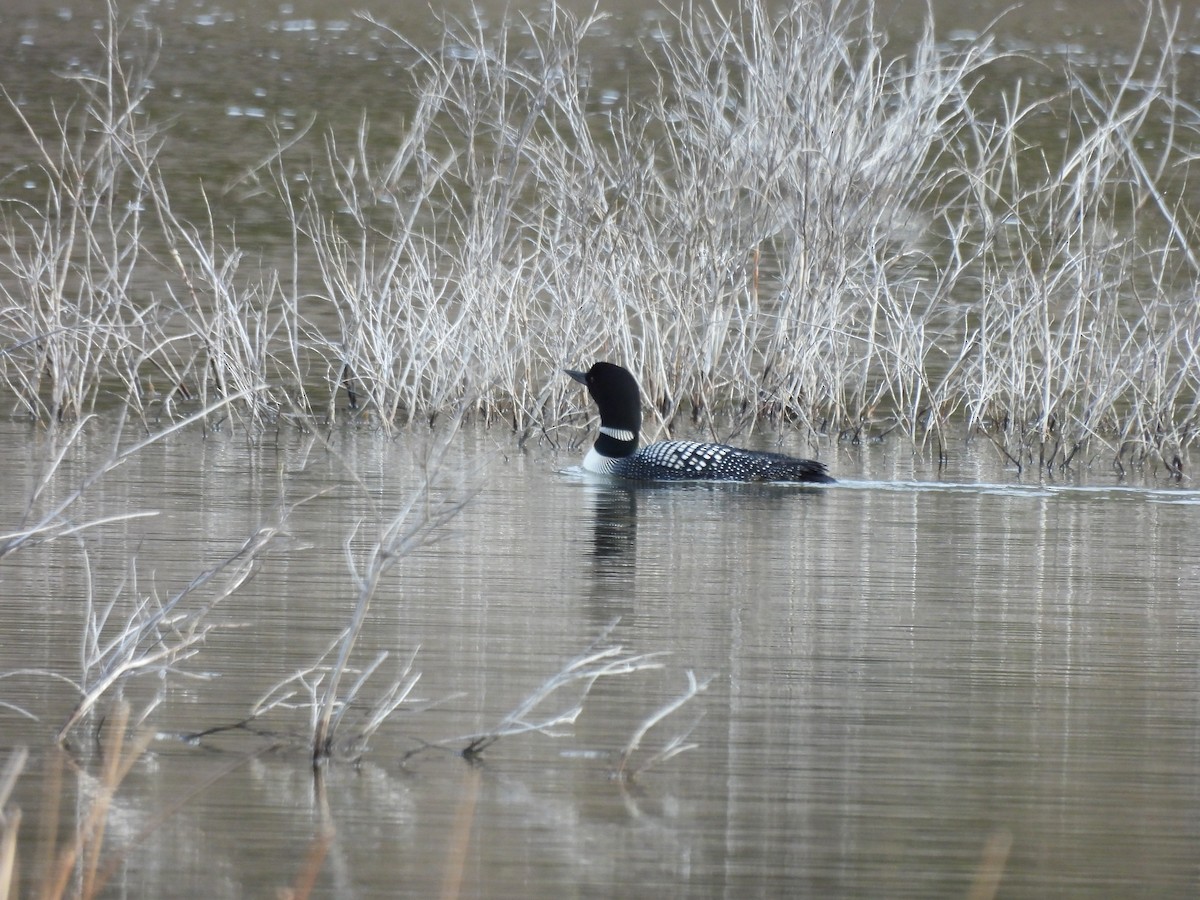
[615,670,712,782]
[56,522,280,743]
[461,623,668,758]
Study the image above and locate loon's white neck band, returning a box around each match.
[582,445,618,473]
[599,425,637,442]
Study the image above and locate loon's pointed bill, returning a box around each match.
[566,361,833,484]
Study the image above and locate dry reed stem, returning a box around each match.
[966,828,1013,900]
[18,704,242,900]
[0,750,25,818]
[0,748,28,900]
[0,806,18,900]
[615,670,710,782]
[33,752,63,900]
[90,748,267,896]
[278,828,333,900]
[438,768,481,900]
[462,622,668,757]
[311,415,473,763]
[43,702,153,900]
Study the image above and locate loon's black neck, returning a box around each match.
[567,362,645,459]
[594,424,639,459]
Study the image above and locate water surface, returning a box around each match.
[1,418,1197,897]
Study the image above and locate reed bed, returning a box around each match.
[1,0,1198,471]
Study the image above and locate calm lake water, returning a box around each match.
[2,417,1198,898]
[2,1,1200,898]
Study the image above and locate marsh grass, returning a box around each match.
[1,1,1198,471]
[0,704,153,900]
[0,393,280,744]
[43,704,154,898]
[55,522,280,743]
[245,0,1189,471]
[0,515,281,745]
[0,392,259,560]
[0,2,276,429]
[246,417,477,764]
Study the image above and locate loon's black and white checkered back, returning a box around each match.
[593,439,832,483]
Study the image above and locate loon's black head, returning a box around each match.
[565,361,642,456]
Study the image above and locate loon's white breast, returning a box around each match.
[582,444,616,474]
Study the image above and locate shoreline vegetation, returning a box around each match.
[0,1,1196,475]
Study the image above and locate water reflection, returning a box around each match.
[585,481,639,614]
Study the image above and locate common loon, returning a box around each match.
[566,362,834,484]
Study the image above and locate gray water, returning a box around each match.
[2,1,1200,897]
[2,417,1198,897]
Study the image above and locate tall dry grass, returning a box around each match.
[1,0,1197,471]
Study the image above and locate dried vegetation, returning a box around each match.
[0,2,1196,473]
